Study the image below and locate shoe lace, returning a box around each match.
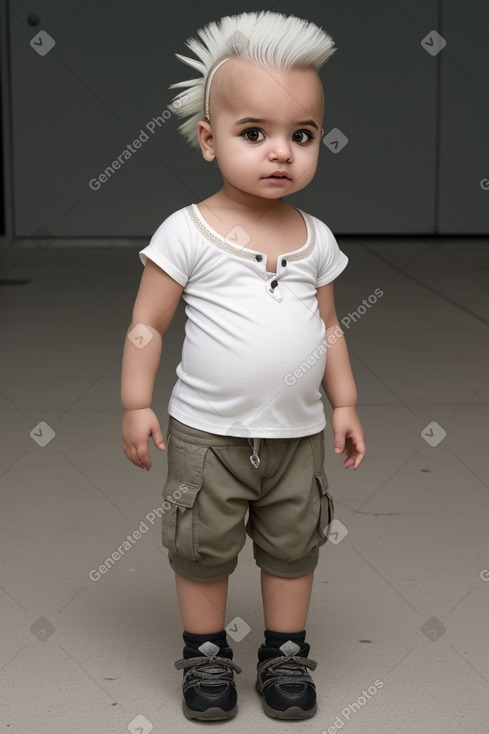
[175,654,242,687]
[259,653,317,688]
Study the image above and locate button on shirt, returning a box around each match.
[139,204,348,438]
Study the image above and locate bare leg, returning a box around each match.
[261,570,314,632]
[175,572,228,634]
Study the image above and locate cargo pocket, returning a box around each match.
[315,470,334,546]
[161,433,209,562]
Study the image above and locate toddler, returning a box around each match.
[121,10,365,722]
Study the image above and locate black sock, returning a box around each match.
[258,629,308,661]
[183,629,229,655]
[263,629,306,648]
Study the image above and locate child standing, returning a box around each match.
[121,10,365,722]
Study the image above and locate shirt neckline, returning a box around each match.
[188,202,314,261]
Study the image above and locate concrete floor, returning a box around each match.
[0,236,488,733]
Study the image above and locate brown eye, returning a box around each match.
[242,128,264,142]
[292,130,313,143]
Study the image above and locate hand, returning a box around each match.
[331,406,366,470]
[122,408,166,470]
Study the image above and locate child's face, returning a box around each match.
[198,58,325,204]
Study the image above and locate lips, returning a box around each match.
[265,171,290,179]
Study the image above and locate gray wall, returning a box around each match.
[4,0,489,238]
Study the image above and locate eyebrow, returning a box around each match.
[234,116,319,130]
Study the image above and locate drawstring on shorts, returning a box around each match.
[247,437,261,469]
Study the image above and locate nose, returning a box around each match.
[268,136,293,162]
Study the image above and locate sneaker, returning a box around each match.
[256,640,318,719]
[174,641,242,720]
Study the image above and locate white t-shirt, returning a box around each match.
[139,203,348,438]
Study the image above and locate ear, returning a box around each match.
[197,120,216,161]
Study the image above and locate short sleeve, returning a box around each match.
[314,218,349,287]
[139,208,194,287]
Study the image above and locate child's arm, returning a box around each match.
[316,282,366,470]
[121,260,184,470]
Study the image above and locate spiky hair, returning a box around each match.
[169,11,336,149]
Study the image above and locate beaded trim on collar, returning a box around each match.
[186,204,317,262]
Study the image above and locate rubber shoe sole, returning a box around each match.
[182,702,237,720]
[256,680,316,720]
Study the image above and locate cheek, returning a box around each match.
[298,147,319,171]
[240,147,261,163]
[215,138,249,163]
[228,143,259,165]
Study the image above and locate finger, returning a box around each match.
[151,429,166,451]
[129,445,146,470]
[352,451,365,469]
[123,443,141,469]
[344,453,356,469]
[351,440,366,470]
[334,434,346,454]
[341,436,353,459]
[135,442,151,471]
[342,438,357,468]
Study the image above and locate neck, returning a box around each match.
[216,184,287,216]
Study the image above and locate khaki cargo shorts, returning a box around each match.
[161,415,334,582]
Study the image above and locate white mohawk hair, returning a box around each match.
[169,11,336,149]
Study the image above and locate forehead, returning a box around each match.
[213,57,324,119]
